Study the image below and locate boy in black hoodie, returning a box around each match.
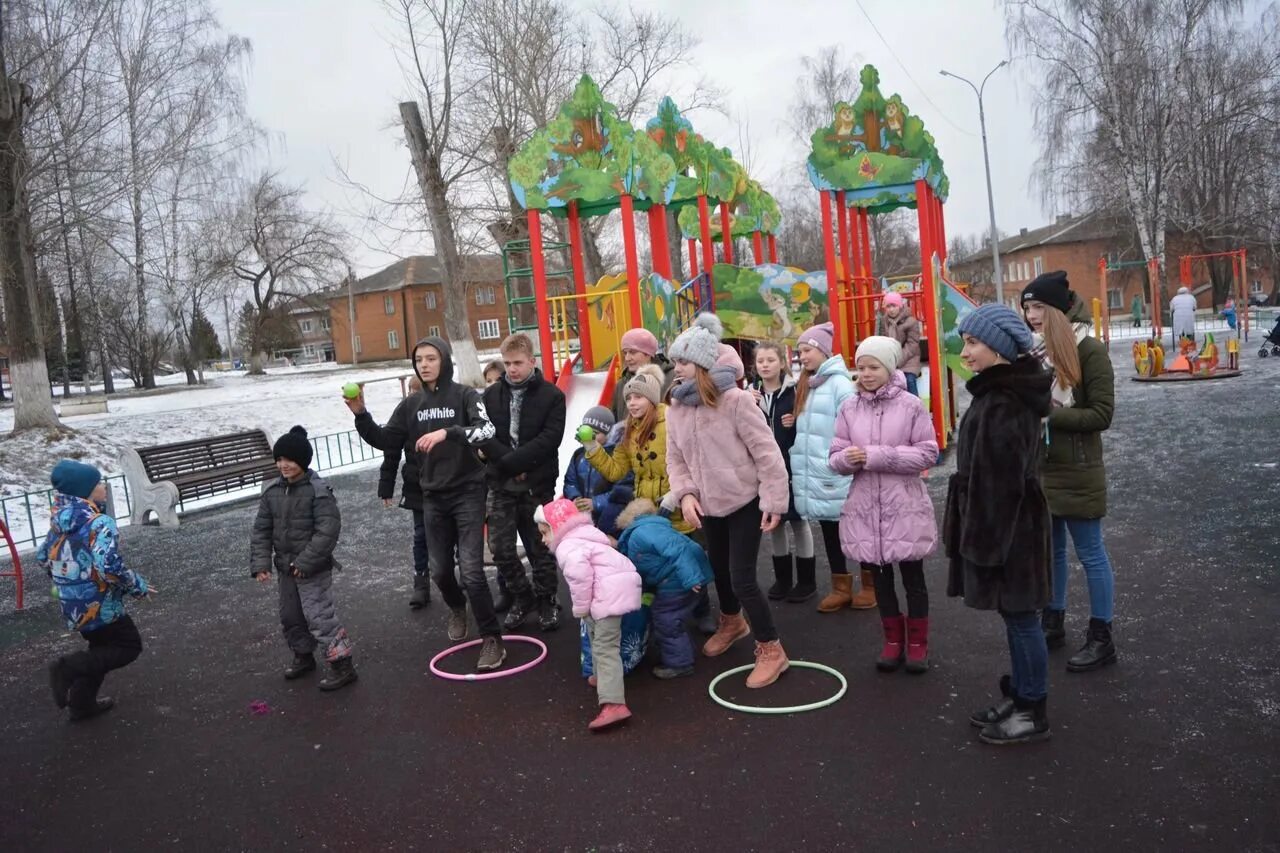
[346,337,506,672]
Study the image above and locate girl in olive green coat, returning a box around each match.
[1021,271,1118,674]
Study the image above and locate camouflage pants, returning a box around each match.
[279,570,351,661]
[487,489,559,601]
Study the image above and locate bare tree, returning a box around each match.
[386,0,491,386]
[107,0,250,388]
[1006,0,1241,304]
[0,0,112,430]
[212,173,346,374]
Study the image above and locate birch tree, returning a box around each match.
[1005,0,1240,303]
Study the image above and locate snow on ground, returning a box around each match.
[0,357,614,554]
[0,361,416,498]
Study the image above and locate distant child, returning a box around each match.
[878,292,922,396]
[615,498,712,679]
[483,359,505,386]
[829,336,938,674]
[562,406,634,539]
[945,304,1054,745]
[41,460,154,722]
[750,340,815,601]
[379,375,431,608]
[251,426,357,691]
[482,358,511,611]
[541,498,641,731]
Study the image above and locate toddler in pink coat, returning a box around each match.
[539,498,642,732]
[829,336,939,674]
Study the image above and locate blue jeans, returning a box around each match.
[1050,516,1115,622]
[650,590,699,669]
[1003,610,1048,701]
[904,372,919,396]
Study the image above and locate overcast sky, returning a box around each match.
[212,0,1047,275]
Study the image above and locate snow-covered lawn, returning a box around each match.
[0,361,414,499]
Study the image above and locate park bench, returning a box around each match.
[120,430,278,527]
[58,395,109,417]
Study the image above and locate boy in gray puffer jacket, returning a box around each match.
[251,426,356,691]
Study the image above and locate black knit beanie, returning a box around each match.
[273,425,313,469]
[1021,270,1074,314]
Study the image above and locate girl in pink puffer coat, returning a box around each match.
[829,336,939,675]
[540,498,641,732]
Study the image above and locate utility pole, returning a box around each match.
[346,268,359,366]
[941,62,1008,303]
[222,292,235,367]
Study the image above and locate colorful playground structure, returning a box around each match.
[505,65,976,448]
[1098,248,1253,346]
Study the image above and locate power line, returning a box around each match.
[853,0,977,138]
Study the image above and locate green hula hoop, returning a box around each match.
[707,660,848,715]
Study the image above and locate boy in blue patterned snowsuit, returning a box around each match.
[40,460,153,721]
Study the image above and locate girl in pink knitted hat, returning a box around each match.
[878,292,922,396]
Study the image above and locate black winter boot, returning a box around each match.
[493,574,513,613]
[538,597,561,632]
[969,675,1015,727]
[787,556,817,603]
[503,593,537,631]
[1041,608,1065,649]
[767,555,794,600]
[978,695,1050,745]
[409,575,432,609]
[319,657,358,691]
[1067,618,1117,672]
[284,653,317,680]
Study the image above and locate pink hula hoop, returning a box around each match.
[428,635,548,682]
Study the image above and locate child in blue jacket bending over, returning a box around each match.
[562,406,634,539]
[616,498,713,679]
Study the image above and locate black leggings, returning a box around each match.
[820,520,848,575]
[863,561,928,618]
[703,500,777,643]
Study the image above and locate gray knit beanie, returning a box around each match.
[957,303,1034,362]
[667,313,724,370]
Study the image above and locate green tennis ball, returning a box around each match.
[576,425,596,442]
[342,382,361,399]
[50,586,58,599]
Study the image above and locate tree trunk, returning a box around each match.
[127,113,155,389]
[0,79,62,431]
[667,208,684,281]
[401,101,482,386]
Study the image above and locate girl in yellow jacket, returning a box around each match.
[583,365,691,534]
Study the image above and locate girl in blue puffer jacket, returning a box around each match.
[616,498,713,679]
[561,406,634,538]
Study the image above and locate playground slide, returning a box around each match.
[554,369,610,496]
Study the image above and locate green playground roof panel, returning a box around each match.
[806,64,949,206]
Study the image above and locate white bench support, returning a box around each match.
[119,447,181,527]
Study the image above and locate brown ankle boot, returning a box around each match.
[746,640,790,688]
[702,613,750,657]
[817,573,853,612]
[850,568,878,610]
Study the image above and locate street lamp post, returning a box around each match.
[941,61,1008,304]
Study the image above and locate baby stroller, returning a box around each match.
[1259,315,1280,358]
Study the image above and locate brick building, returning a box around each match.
[951,213,1275,312]
[327,255,507,364]
[283,300,335,363]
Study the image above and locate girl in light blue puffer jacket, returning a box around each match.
[789,323,874,612]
